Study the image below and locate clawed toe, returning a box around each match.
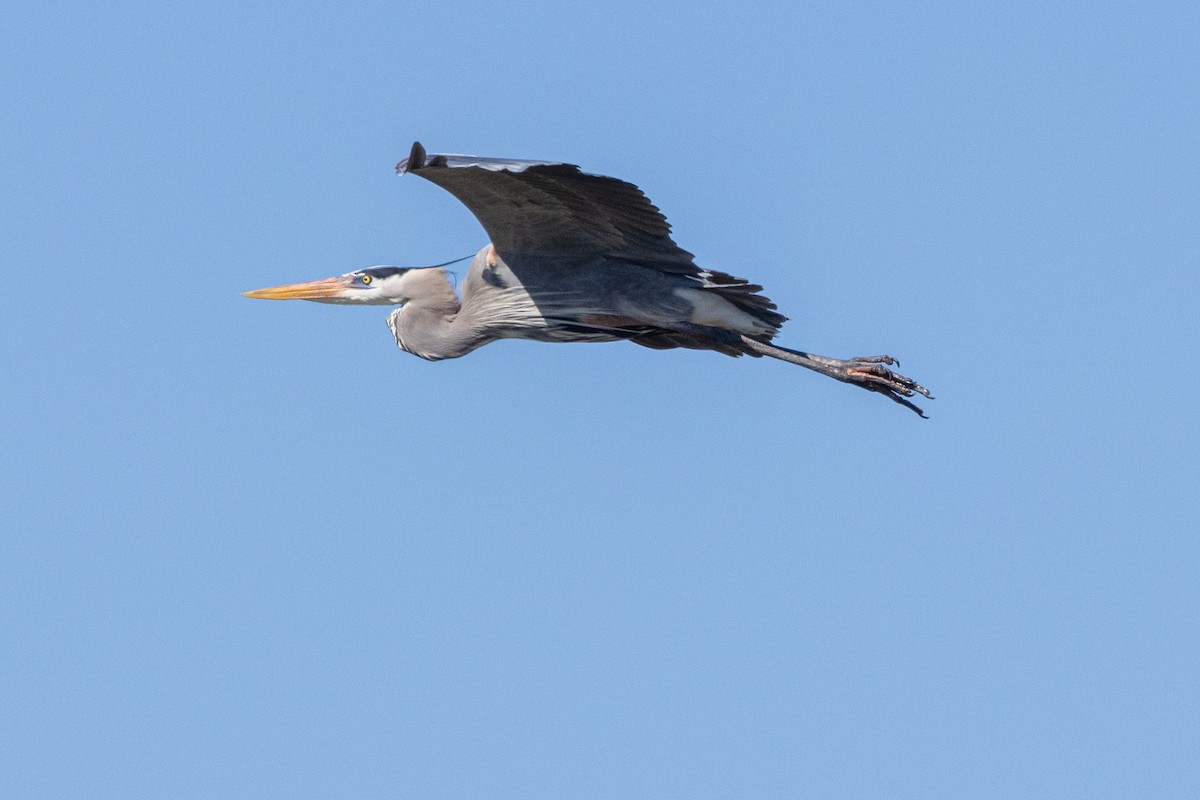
[841,356,933,417]
[852,354,898,366]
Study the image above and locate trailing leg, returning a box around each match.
[739,336,933,418]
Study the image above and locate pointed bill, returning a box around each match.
[243,276,351,300]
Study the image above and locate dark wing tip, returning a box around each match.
[395,141,426,175]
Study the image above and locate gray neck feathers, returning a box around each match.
[386,268,490,360]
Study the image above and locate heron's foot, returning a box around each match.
[831,355,933,418]
[735,336,934,417]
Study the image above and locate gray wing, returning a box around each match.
[396,141,697,269]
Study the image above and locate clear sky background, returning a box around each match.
[2,1,1197,797]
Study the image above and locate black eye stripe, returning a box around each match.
[360,267,409,280]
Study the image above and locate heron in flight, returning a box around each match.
[246,142,932,416]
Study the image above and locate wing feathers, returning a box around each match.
[396,141,786,336]
[398,143,691,264]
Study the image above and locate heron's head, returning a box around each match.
[243,266,417,305]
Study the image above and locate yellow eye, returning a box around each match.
[361,275,372,285]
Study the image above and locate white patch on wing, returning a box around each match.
[673,288,770,334]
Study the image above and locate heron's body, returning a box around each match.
[386,246,779,361]
[246,142,931,415]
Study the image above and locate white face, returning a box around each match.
[323,268,413,305]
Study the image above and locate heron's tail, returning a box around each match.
[697,268,788,337]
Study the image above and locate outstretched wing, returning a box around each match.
[396,142,788,335]
[396,141,697,269]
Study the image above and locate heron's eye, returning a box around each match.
[360,275,373,285]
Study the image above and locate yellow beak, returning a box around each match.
[243,276,351,300]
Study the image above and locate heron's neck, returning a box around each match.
[387,269,490,360]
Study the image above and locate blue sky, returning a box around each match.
[2,1,1197,797]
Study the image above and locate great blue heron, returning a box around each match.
[246,142,932,416]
